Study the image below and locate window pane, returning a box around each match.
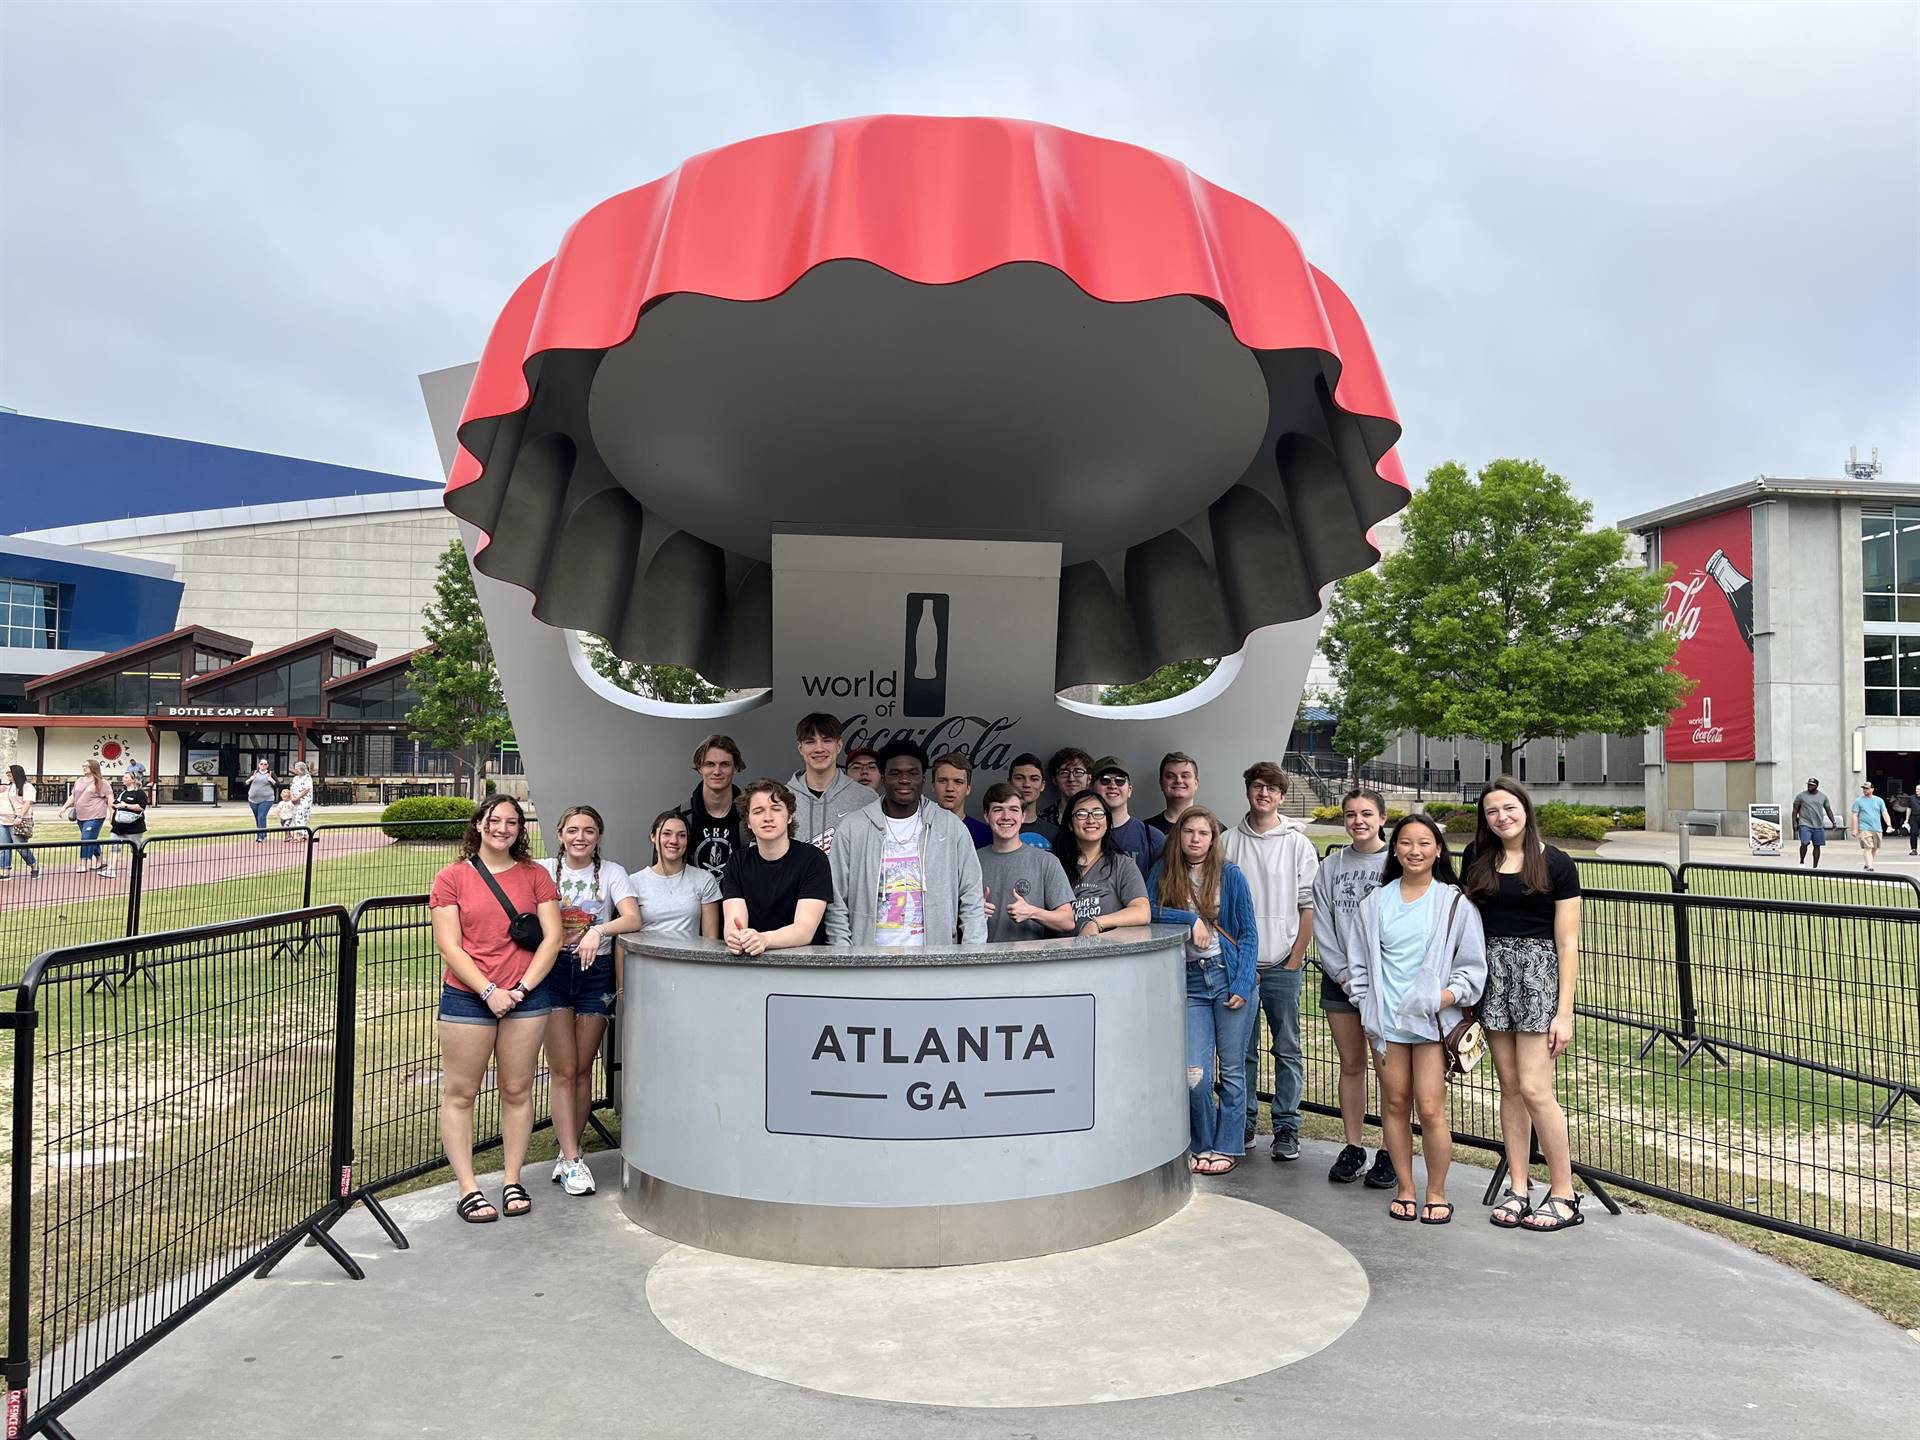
[1866,594,1895,622]
[1864,513,1896,594]
[1899,595,1920,624]
[1902,687,1920,718]
[1898,509,1920,592]
[1902,639,1920,689]
[1866,636,1895,688]
[255,665,290,709]
[1867,689,1898,716]
[115,672,148,713]
[288,656,324,714]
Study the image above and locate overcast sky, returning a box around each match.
[3,0,1915,523]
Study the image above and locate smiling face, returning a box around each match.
[1094,771,1131,808]
[1009,763,1044,806]
[1178,813,1214,864]
[699,746,739,793]
[559,812,601,861]
[1053,760,1091,796]
[652,814,689,863]
[1161,761,1197,806]
[744,790,791,843]
[987,796,1025,842]
[1394,821,1438,878]
[1247,775,1282,820]
[1343,795,1383,847]
[1069,797,1108,846]
[479,800,521,854]
[1482,787,1528,845]
[797,731,840,774]
[883,755,925,812]
[846,753,880,790]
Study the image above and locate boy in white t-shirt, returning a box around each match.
[275,788,297,840]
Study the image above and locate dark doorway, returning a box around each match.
[1868,751,1918,833]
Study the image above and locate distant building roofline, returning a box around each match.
[16,487,448,546]
[1617,475,1920,533]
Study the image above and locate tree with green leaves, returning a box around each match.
[1319,458,1686,775]
[408,540,514,799]
[1098,658,1219,706]
[581,636,724,705]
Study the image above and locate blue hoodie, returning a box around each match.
[1145,858,1259,1002]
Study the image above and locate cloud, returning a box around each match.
[2,0,1913,519]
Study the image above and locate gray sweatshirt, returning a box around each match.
[787,769,875,849]
[826,797,987,946]
[1309,843,1389,989]
[1345,879,1487,1047]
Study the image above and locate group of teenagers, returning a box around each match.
[426,712,1585,1236]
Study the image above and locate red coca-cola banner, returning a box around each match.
[1661,509,1755,761]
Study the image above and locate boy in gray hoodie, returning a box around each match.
[826,739,986,946]
[787,712,875,853]
[1220,761,1320,1160]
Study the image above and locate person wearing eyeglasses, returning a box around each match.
[1061,789,1151,936]
[1040,747,1094,829]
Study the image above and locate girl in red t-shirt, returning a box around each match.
[429,795,562,1223]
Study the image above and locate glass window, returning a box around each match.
[1863,513,1896,594]
[288,656,324,714]
[1867,689,1898,716]
[1866,594,1895,623]
[1901,638,1920,690]
[0,578,67,648]
[1866,636,1895,688]
[254,664,290,709]
[1898,506,1920,593]
[114,671,149,713]
[199,672,257,707]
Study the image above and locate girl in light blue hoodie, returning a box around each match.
[1148,806,1259,1175]
[1346,814,1486,1225]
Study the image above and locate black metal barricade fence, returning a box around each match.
[1255,883,1918,1268]
[3,911,361,1440]
[0,842,140,987]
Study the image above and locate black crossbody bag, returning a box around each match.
[470,856,546,952]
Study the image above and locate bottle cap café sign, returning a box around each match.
[156,705,289,719]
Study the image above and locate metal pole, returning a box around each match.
[5,990,39,1436]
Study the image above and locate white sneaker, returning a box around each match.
[550,1156,570,1184]
[562,1156,596,1196]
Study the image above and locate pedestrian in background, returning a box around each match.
[290,760,315,831]
[247,758,277,843]
[0,764,40,880]
[1851,782,1891,872]
[104,769,149,879]
[60,759,112,874]
[1792,778,1839,868]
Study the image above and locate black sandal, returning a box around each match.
[457,1189,497,1224]
[1490,1190,1532,1228]
[1419,1202,1455,1225]
[1388,1197,1419,1222]
[500,1182,533,1218]
[1523,1193,1583,1231]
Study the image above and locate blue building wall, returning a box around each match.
[0,548,183,653]
[0,413,439,535]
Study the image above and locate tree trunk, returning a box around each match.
[1499,742,1517,777]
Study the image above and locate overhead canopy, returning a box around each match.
[446,114,1408,689]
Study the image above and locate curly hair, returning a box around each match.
[460,794,533,862]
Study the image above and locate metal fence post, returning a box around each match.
[1674,888,1699,1043]
[328,911,360,1212]
[302,826,318,910]
[124,837,144,941]
[5,987,38,1440]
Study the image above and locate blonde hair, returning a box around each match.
[1156,805,1227,926]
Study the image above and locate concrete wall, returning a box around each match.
[74,506,458,657]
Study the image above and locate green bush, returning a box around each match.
[1443,810,1476,836]
[380,795,475,841]
[1535,802,1609,841]
[1312,804,1408,824]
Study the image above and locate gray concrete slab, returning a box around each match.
[59,1143,1920,1440]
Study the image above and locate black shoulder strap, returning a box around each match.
[469,854,526,926]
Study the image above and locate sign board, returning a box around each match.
[765,992,1094,1140]
[185,748,220,777]
[1747,803,1782,856]
[158,705,288,719]
[1660,509,1756,761]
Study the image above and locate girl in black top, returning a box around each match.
[1461,778,1583,1232]
[104,774,148,880]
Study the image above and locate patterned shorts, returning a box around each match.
[1481,936,1560,1034]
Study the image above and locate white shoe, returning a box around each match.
[99,869,116,878]
[551,1156,570,1184]
[562,1156,596,1196]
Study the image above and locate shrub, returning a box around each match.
[1443,810,1476,836]
[380,795,475,841]
[1312,804,1408,824]
[1535,802,1608,841]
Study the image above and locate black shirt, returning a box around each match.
[721,844,833,946]
[1461,842,1579,939]
[111,785,148,836]
[685,784,744,880]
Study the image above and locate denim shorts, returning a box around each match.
[552,952,618,1019]
[438,975,558,1026]
[1319,969,1358,1016]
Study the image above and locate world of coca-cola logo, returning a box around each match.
[840,713,1023,773]
[1687,695,1724,747]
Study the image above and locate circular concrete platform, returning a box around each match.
[644,1193,1368,1407]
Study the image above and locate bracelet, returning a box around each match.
[510,982,529,1000]
[481,982,498,1001]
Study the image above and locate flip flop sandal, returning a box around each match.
[1490,1191,1532,1228]
[500,1182,533,1218]
[1388,1198,1419,1222]
[456,1189,498,1224]
[1419,1202,1455,1225]
[1523,1194,1584,1231]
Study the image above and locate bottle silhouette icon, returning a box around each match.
[1704,548,1755,652]
[903,593,948,716]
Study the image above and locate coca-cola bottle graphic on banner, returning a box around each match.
[1705,548,1755,652]
[903,593,949,717]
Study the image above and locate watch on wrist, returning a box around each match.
[510,982,529,1000]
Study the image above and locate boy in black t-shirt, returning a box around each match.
[721,778,833,952]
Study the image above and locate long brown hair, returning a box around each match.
[1464,777,1549,899]
[1156,806,1227,926]
[461,794,532,862]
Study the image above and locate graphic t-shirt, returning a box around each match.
[429,858,561,991]
[1069,852,1147,926]
[686,786,744,879]
[876,813,927,947]
[977,844,1075,944]
[538,857,638,956]
[631,865,722,939]
[721,844,833,947]
[1315,845,1390,956]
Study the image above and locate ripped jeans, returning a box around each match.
[1186,959,1257,1158]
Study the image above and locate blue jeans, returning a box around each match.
[251,800,272,840]
[0,824,35,872]
[1186,961,1257,1158]
[1246,964,1305,1134]
[76,817,104,862]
